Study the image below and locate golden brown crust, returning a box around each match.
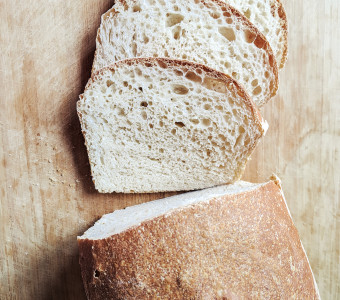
[93,0,279,106]
[78,181,320,299]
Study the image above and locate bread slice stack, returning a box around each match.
[77,0,290,193]
[78,178,320,299]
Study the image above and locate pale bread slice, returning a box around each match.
[78,179,320,299]
[92,0,279,107]
[225,0,288,68]
[77,58,267,193]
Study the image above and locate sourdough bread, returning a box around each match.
[78,179,320,299]
[77,58,267,193]
[92,0,279,107]
[225,0,288,68]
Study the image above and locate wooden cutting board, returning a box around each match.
[1,1,339,299]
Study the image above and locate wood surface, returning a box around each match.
[0,0,339,299]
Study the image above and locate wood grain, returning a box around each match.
[0,0,339,299]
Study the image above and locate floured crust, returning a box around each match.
[78,180,320,299]
[92,0,279,107]
[78,57,266,192]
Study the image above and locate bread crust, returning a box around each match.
[78,57,266,192]
[78,180,320,299]
[92,0,279,106]
[275,0,288,68]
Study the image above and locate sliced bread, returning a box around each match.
[225,0,288,68]
[78,178,320,299]
[77,58,267,193]
[92,0,279,107]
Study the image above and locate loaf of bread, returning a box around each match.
[77,58,267,193]
[225,0,288,68]
[92,0,279,107]
[78,178,320,299]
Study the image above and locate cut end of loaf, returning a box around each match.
[78,180,263,240]
[78,58,265,193]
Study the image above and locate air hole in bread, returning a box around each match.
[202,119,211,127]
[172,84,189,95]
[224,61,231,69]
[149,123,153,129]
[140,101,148,107]
[264,71,270,78]
[142,111,147,120]
[216,105,223,111]
[209,12,221,19]
[135,68,142,76]
[171,129,176,135]
[173,26,181,39]
[185,72,202,83]
[223,11,231,18]
[174,69,183,76]
[123,81,128,87]
[251,79,258,87]
[235,135,243,147]
[132,42,137,56]
[190,119,199,125]
[159,121,164,127]
[143,34,149,44]
[132,5,141,12]
[253,86,262,95]
[157,60,168,69]
[175,122,185,128]
[218,27,236,42]
[204,103,211,110]
[166,13,184,27]
[226,17,233,24]
[244,30,256,43]
[203,78,227,93]
[106,80,114,87]
[159,148,164,153]
[138,87,143,92]
[244,8,251,19]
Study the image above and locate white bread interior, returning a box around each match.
[77,58,266,193]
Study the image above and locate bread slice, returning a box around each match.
[78,178,320,299]
[92,0,279,107]
[77,58,267,193]
[224,0,288,68]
